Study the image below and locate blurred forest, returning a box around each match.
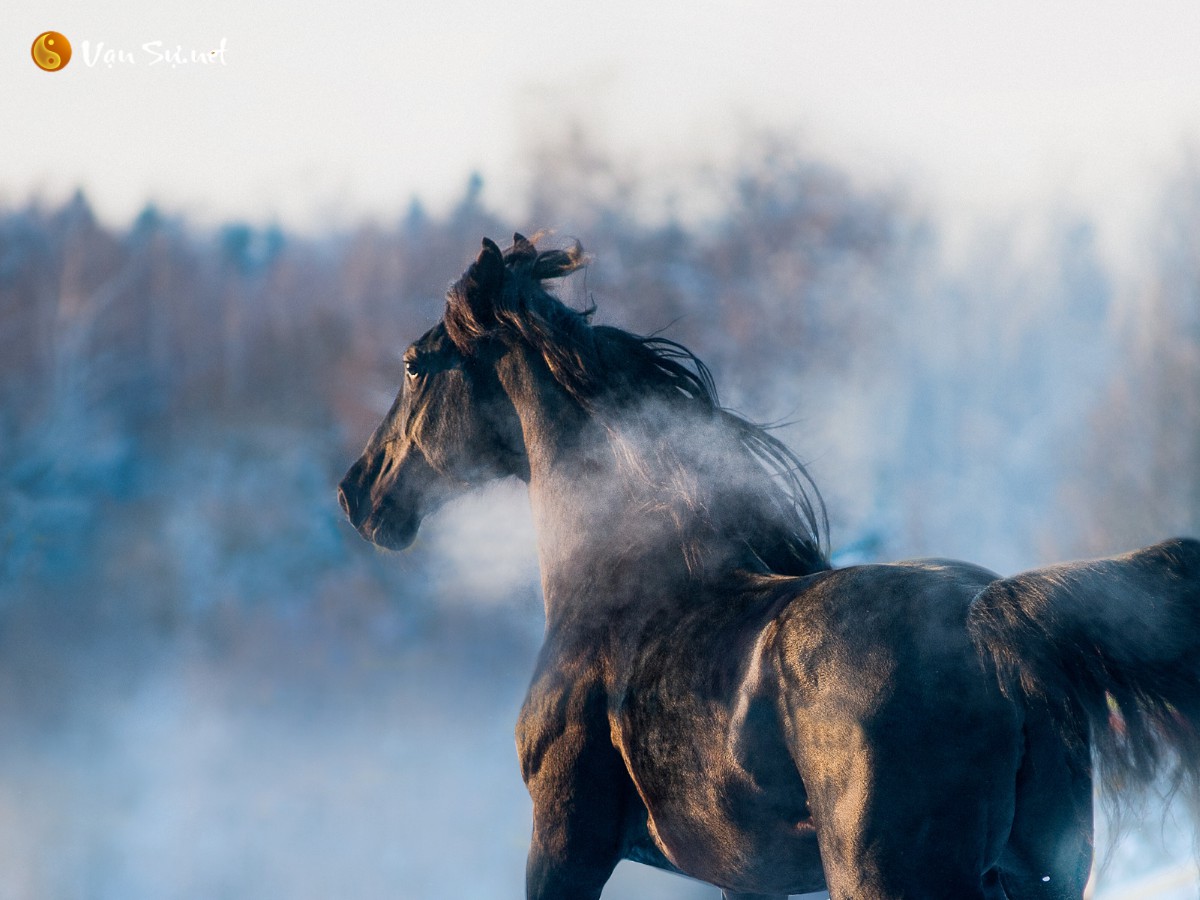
[2,131,1199,898]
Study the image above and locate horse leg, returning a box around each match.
[524,752,626,900]
[819,841,1006,900]
[523,746,627,900]
[809,731,1018,900]
[998,708,1093,900]
[818,823,1008,900]
[519,677,631,900]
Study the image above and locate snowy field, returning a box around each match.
[0,602,1195,900]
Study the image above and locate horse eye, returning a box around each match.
[404,358,421,380]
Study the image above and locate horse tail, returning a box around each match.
[967,537,1200,805]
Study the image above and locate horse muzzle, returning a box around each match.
[338,454,427,551]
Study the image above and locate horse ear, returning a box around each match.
[465,236,504,315]
[472,237,504,298]
[512,232,537,260]
[446,237,504,346]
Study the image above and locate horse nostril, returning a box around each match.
[339,458,374,528]
[337,482,355,521]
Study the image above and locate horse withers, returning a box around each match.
[338,234,1200,900]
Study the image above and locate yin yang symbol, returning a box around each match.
[32,31,72,71]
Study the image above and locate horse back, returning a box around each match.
[769,559,1019,763]
[770,559,1002,713]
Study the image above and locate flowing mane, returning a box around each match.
[445,236,830,577]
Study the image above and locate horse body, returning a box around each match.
[339,235,1200,899]
[525,553,1037,897]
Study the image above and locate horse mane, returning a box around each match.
[446,235,830,578]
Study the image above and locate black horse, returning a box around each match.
[338,235,1200,899]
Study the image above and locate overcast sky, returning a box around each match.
[7,1,1200,253]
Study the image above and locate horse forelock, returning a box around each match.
[444,237,590,355]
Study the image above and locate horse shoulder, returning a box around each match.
[516,638,613,786]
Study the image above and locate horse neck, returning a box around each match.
[495,344,743,628]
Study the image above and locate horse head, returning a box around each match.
[337,236,546,550]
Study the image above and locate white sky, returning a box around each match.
[6,1,1200,255]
